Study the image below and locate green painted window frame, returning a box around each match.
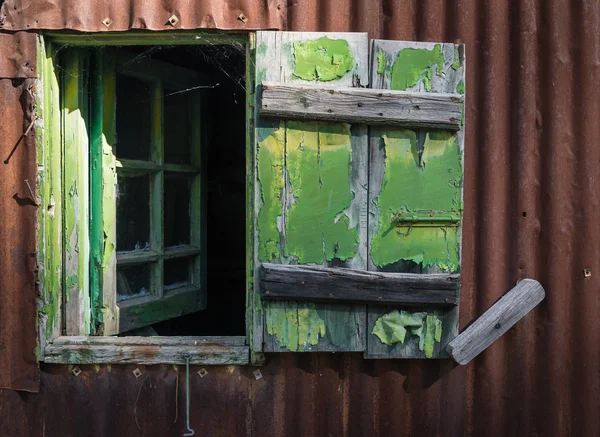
[36,32,254,365]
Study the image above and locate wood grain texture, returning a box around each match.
[447,279,545,365]
[255,31,370,353]
[44,337,249,365]
[261,82,463,130]
[260,263,459,305]
[62,49,91,336]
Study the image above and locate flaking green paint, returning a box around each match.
[377,50,386,74]
[292,37,354,81]
[451,46,460,70]
[265,301,326,351]
[371,310,442,358]
[38,38,64,341]
[89,51,104,331]
[371,130,462,271]
[390,44,444,91]
[257,123,285,261]
[257,42,268,56]
[285,121,358,264]
[456,79,465,95]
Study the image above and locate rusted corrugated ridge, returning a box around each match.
[0,0,286,31]
[1,0,600,435]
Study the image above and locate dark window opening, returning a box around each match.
[60,43,248,337]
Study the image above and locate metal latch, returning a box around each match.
[392,212,460,228]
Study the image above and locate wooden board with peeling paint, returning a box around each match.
[366,40,465,358]
[254,32,369,352]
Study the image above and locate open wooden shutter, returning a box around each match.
[253,33,465,357]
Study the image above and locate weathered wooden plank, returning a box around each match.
[116,250,160,265]
[116,158,199,174]
[256,31,370,353]
[163,245,202,260]
[365,39,466,359]
[252,31,282,353]
[99,54,120,336]
[44,343,249,365]
[52,335,246,347]
[447,279,545,365]
[62,49,91,336]
[261,82,463,130]
[48,32,247,48]
[260,263,458,305]
[37,38,63,349]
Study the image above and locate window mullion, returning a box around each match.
[190,90,203,293]
[150,80,164,299]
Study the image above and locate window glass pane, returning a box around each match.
[117,173,150,251]
[164,91,192,164]
[116,75,152,161]
[117,264,151,301]
[164,174,191,247]
[164,257,192,290]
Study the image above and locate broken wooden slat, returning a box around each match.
[260,263,459,305]
[446,279,545,365]
[261,82,463,130]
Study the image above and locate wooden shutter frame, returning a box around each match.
[253,33,465,358]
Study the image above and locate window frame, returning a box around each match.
[36,32,254,365]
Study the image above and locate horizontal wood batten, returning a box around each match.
[260,264,459,306]
[260,82,463,130]
[116,159,200,174]
[447,279,545,365]
[117,250,159,265]
[118,285,203,332]
[164,245,202,259]
[44,337,249,365]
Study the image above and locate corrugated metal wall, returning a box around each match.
[1,0,599,435]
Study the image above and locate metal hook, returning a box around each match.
[183,353,195,437]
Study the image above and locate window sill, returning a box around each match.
[42,336,249,365]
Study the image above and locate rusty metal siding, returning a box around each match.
[0,0,286,31]
[0,32,39,392]
[0,0,600,435]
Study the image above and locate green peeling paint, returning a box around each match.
[257,123,285,261]
[451,46,460,70]
[265,301,326,351]
[257,42,268,56]
[285,121,358,264]
[292,37,354,82]
[371,130,462,271]
[371,310,443,358]
[456,79,465,95]
[390,44,444,91]
[377,50,386,74]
